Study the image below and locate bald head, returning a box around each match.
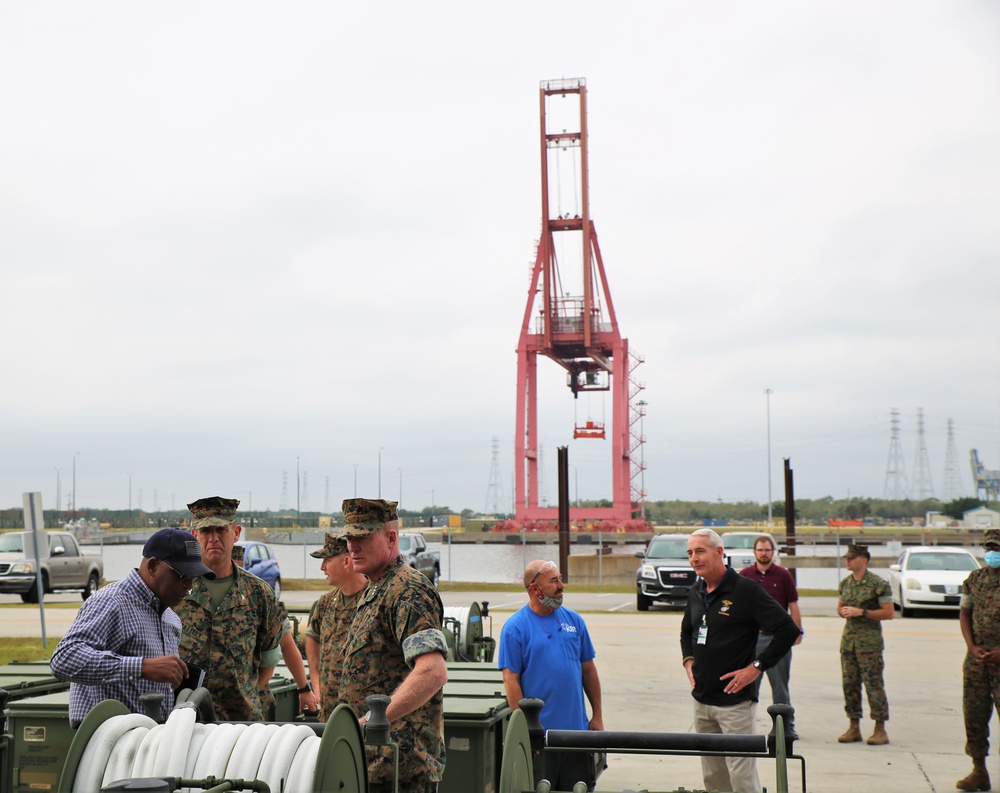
[523,559,556,588]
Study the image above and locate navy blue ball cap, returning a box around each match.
[143,528,216,579]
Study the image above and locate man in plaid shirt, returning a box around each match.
[51,528,215,726]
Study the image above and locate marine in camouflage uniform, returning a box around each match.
[336,498,448,793]
[836,543,894,745]
[956,528,1000,792]
[175,496,286,721]
[304,533,367,721]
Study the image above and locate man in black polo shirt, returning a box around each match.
[681,528,800,793]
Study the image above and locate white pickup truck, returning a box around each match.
[0,530,104,602]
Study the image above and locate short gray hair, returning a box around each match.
[690,528,722,549]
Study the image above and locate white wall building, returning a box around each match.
[963,506,1000,528]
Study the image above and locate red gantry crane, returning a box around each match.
[514,78,646,530]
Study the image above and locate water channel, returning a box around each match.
[85,540,898,589]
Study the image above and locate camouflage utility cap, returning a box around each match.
[984,529,1000,548]
[188,496,240,530]
[846,544,870,559]
[310,533,348,558]
[339,498,398,537]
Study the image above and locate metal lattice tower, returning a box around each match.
[485,437,506,515]
[324,475,331,513]
[882,409,909,500]
[628,373,647,517]
[301,472,311,513]
[911,408,935,500]
[942,418,964,500]
[279,471,289,512]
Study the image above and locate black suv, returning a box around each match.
[635,533,697,611]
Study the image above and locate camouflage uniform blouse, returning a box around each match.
[961,567,1000,649]
[838,570,892,652]
[338,555,448,786]
[176,566,286,721]
[305,587,360,720]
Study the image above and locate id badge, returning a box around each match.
[697,623,708,645]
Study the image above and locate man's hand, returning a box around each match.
[588,715,604,731]
[299,690,320,713]
[141,655,188,688]
[972,646,1000,665]
[720,664,762,696]
[683,659,695,689]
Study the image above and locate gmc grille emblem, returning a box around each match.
[669,573,687,578]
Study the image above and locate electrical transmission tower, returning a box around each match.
[279,471,290,512]
[485,437,506,516]
[882,409,909,500]
[942,418,963,501]
[301,472,311,513]
[911,408,935,500]
[324,475,331,514]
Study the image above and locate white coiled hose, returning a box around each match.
[75,710,332,792]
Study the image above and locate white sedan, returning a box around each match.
[888,546,980,617]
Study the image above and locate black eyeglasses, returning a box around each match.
[161,561,195,585]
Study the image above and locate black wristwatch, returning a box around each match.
[752,659,763,671]
[297,683,312,694]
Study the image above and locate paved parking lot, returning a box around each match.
[3,592,997,792]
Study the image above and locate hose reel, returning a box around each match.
[57,700,366,793]
[443,601,496,663]
[497,700,803,793]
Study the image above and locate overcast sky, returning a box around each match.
[2,0,998,516]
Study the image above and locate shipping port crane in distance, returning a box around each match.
[513,78,646,529]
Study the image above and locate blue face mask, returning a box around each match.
[985,550,1000,569]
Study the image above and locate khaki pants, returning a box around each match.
[693,699,760,793]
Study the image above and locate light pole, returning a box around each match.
[72,452,79,517]
[637,401,648,519]
[378,447,384,498]
[54,468,62,513]
[765,388,773,527]
[353,464,359,498]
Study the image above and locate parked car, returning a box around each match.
[721,531,779,570]
[635,533,695,611]
[888,546,979,617]
[0,530,104,602]
[398,532,441,586]
[235,540,282,599]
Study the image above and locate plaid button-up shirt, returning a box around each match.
[51,568,182,725]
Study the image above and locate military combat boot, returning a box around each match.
[955,757,990,792]
[867,721,889,745]
[837,719,862,743]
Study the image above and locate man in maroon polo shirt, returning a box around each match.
[739,533,803,738]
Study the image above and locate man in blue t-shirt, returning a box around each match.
[498,559,603,791]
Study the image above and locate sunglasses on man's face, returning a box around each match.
[161,561,194,585]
